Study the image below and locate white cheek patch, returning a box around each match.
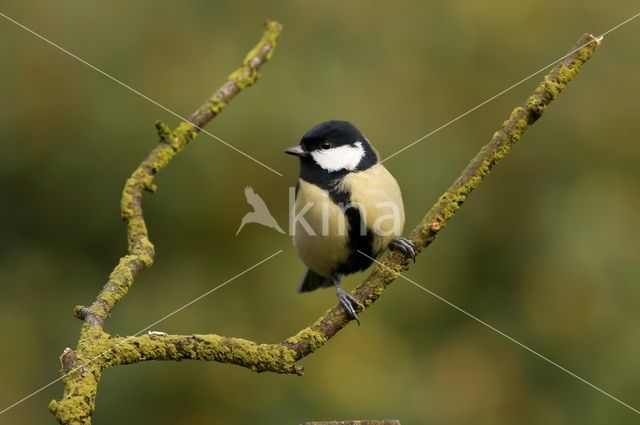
[310,141,365,172]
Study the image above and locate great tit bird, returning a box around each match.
[285,120,415,323]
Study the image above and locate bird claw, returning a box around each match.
[336,287,363,325]
[389,237,416,262]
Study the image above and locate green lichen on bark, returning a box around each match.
[96,333,301,374]
[188,20,283,130]
[404,34,601,254]
[286,327,329,354]
[48,325,109,424]
[50,21,283,425]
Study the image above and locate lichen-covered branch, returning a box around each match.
[106,334,303,375]
[75,20,282,329]
[49,21,283,424]
[51,31,601,424]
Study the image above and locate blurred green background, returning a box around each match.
[1,1,639,424]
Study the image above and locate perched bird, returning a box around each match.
[285,120,415,323]
[236,186,285,235]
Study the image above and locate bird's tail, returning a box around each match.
[298,269,334,293]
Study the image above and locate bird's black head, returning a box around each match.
[285,120,377,186]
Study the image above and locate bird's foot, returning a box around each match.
[389,237,416,262]
[336,286,364,325]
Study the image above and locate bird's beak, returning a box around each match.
[284,145,308,157]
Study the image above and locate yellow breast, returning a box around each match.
[292,164,405,276]
[292,180,350,277]
[338,164,405,254]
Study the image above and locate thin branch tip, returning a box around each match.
[155,119,172,143]
[73,305,86,320]
[52,22,283,424]
[278,31,603,361]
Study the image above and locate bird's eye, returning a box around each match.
[320,142,331,150]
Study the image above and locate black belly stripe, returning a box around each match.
[329,187,375,275]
